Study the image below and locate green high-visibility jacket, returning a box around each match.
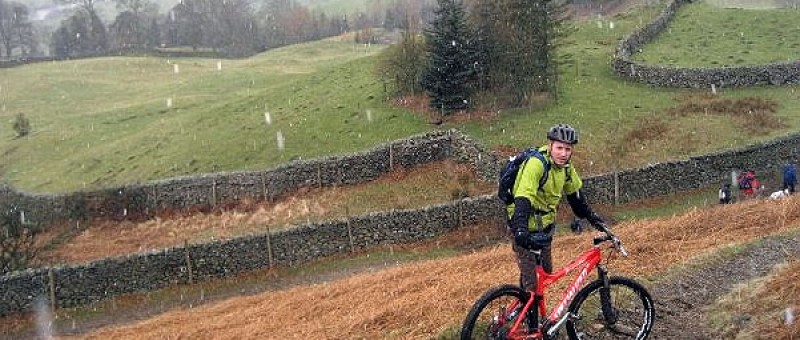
[506,146,583,230]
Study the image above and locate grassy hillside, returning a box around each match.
[458,0,800,175]
[3,0,800,193]
[634,1,800,66]
[0,38,429,192]
[298,0,375,14]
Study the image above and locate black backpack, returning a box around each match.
[497,148,551,205]
[738,175,752,190]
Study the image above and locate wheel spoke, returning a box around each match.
[566,278,654,340]
[461,285,531,340]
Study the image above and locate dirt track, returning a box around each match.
[648,234,800,339]
[43,195,800,339]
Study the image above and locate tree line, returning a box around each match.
[0,0,436,60]
[50,0,369,58]
[377,0,570,114]
[0,0,37,58]
[3,0,569,112]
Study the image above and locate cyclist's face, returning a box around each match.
[548,141,573,167]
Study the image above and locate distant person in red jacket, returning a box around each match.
[737,170,759,198]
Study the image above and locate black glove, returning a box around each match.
[587,212,607,230]
[514,229,532,249]
[570,218,584,234]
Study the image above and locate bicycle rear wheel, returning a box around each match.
[566,276,654,340]
[461,284,532,340]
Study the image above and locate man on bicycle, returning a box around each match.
[508,123,607,290]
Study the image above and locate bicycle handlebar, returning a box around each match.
[592,224,628,257]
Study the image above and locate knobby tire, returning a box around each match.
[461,284,531,340]
[566,276,654,340]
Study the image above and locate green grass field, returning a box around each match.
[459,0,800,175]
[2,0,800,193]
[634,1,800,66]
[298,0,379,14]
[1,39,429,192]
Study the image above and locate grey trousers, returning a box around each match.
[513,241,553,291]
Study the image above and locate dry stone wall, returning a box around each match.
[581,134,800,203]
[0,196,504,316]
[3,129,800,316]
[611,0,800,88]
[0,130,456,227]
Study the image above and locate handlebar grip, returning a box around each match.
[592,234,611,245]
[594,222,610,233]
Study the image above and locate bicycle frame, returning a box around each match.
[507,243,605,339]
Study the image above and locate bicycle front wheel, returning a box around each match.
[461,284,531,340]
[566,276,654,340]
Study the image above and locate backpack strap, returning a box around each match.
[526,150,552,233]
[528,150,550,193]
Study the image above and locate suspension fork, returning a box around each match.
[597,264,618,324]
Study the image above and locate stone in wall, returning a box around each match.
[0,268,49,317]
[317,149,392,186]
[390,131,454,169]
[51,249,187,308]
[348,202,460,249]
[188,235,273,279]
[268,221,351,266]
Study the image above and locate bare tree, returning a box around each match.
[110,0,157,48]
[115,0,154,15]
[165,0,258,55]
[57,0,109,52]
[167,0,203,49]
[0,0,35,58]
[376,31,426,95]
[57,0,104,14]
[50,10,106,57]
[206,0,259,55]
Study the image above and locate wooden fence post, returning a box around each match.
[151,185,158,217]
[48,268,56,310]
[211,181,217,208]
[390,145,394,171]
[261,173,269,202]
[317,164,323,189]
[346,206,355,254]
[184,240,194,284]
[458,200,464,229]
[266,226,273,268]
[614,169,620,206]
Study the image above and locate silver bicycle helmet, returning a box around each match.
[547,124,578,144]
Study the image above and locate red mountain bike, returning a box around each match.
[461,225,654,340]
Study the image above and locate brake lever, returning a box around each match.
[613,237,629,257]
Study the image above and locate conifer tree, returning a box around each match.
[421,0,476,114]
